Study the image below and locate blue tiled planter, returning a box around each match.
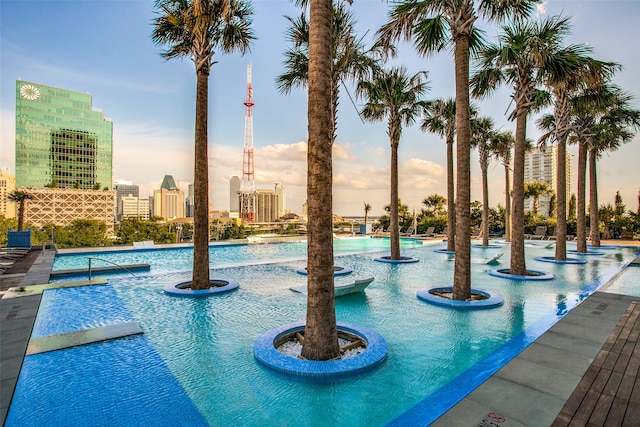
[7,230,32,249]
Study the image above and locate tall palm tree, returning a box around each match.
[357,66,429,260]
[377,0,535,299]
[538,36,617,257]
[363,202,371,227]
[421,99,478,251]
[523,181,552,216]
[470,116,496,246]
[576,85,640,247]
[491,130,515,242]
[277,2,380,143]
[471,16,569,275]
[7,190,33,231]
[152,0,254,290]
[301,0,340,361]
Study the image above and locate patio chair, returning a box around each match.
[529,226,547,240]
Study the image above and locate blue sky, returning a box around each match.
[1,0,639,216]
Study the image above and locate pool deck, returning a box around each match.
[1,244,639,426]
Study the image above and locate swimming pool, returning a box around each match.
[6,238,639,426]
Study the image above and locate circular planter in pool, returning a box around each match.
[587,244,619,250]
[534,256,587,265]
[488,268,556,281]
[568,250,605,256]
[254,322,387,382]
[296,266,353,276]
[416,287,503,310]
[471,244,503,249]
[433,249,455,255]
[163,279,239,297]
[374,256,419,264]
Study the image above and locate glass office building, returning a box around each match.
[15,80,113,189]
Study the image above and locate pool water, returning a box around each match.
[7,239,639,426]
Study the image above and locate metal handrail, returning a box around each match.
[87,256,137,280]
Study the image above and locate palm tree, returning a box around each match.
[470,116,496,246]
[491,130,515,242]
[471,16,569,275]
[537,35,617,257]
[7,190,33,231]
[277,2,380,143]
[363,202,371,227]
[152,0,254,290]
[357,66,429,260]
[377,0,535,299]
[523,181,552,216]
[421,99,478,251]
[577,85,640,247]
[301,0,340,361]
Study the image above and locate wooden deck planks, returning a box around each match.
[552,301,640,426]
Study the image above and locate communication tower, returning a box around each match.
[239,64,256,222]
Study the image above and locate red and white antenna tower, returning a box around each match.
[240,64,256,222]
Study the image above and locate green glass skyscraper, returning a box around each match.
[15,80,113,189]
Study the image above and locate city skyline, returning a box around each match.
[1,1,639,216]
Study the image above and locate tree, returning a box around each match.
[421,100,478,250]
[277,2,380,143]
[422,99,455,250]
[363,202,371,225]
[470,115,496,246]
[537,39,618,256]
[152,0,254,289]
[300,0,340,361]
[357,66,429,260]
[422,194,446,217]
[472,16,568,275]
[7,190,34,232]
[377,0,535,298]
[580,85,640,246]
[491,130,515,242]
[523,181,552,216]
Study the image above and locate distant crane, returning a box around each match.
[240,64,256,222]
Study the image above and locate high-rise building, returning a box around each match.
[0,168,16,219]
[274,182,285,219]
[15,80,113,189]
[152,175,185,220]
[523,145,575,217]
[229,176,240,213]
[120,196,150,221]
[114,180,140,221]
[255,189,278,222]
[186,183,195,218]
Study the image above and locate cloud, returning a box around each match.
[256,141,307,161]
[536,1,548,17]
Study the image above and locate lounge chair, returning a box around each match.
[400,225,415,236]
[528,226,547,240]
[290,277,374,297]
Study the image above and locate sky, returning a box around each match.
[1,0,639,217]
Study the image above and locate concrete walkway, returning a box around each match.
[0,248,55,426]
[432,291,639,427]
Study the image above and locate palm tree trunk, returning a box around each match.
[301,0,339,361]
[446,138,456,251]
[554,140,567,260]
[453,36,471,300]
[17,202,25,231]
[192,69,211,290]
[589,148,601,247]
[576,139,588,253]
[390,141,401,260]
[511,112,527,275]
[504,161,511,242]
[481,165,489,247]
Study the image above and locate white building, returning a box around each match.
[523,145,575,217]
[274,182,285,219]
[120,196,150,220]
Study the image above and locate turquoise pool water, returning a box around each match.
[7,239,639,426]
